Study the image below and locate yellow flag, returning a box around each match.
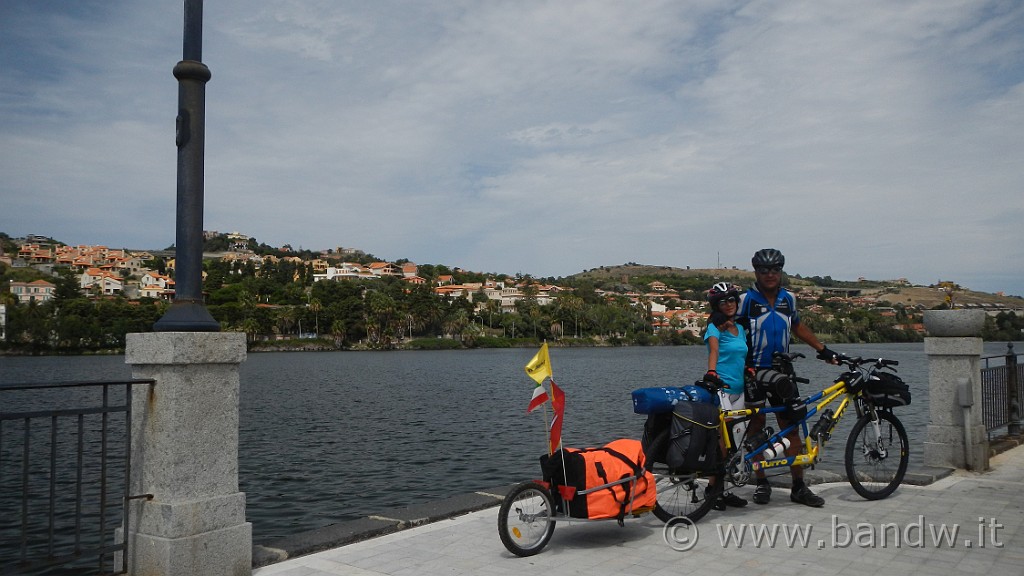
[525,342,552,385]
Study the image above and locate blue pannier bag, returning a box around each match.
[632,384,719,414]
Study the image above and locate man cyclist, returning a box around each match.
[736,248,839,508]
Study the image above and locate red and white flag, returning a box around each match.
[526,385,549,413]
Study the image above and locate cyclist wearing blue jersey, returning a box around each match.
[736,248,839,508]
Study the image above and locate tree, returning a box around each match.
[242,317,260,349]
[557,294,584,339]
[443,306,469,340]
[276,306,298,337]
[364,290,398,347]
[330,319,346,348]
[309,297,322,335]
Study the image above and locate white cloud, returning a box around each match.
[1,1,1022,295]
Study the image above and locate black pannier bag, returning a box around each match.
[641,411,672,464]
[864,372,911,407]
[666,401,720,472]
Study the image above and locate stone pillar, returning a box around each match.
[922,310,989,471]
[121,332,251,576]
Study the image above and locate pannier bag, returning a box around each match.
[641,412,671,464]
[632,383,719,414]
[666,401,720,472]
[540,438,657,520]
[864,372,911,407]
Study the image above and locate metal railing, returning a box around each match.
[0,379,154,575]
[981,343,1022,438]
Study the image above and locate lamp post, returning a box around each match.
[154,0,219,331]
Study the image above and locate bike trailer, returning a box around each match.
[864,372,911,407]
[631,383,719,414]
[540,438,656,520]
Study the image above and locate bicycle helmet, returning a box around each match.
[751,248,785,269]
[707,282,741,307]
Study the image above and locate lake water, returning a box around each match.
[0,342,1012,542]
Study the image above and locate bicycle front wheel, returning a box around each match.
[497,481,556,557]
[844,409,909,500]
[645,431,718,523]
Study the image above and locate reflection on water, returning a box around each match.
[0,342,1011,542]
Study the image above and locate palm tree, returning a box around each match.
[276,306,298,337]
[364,290,398,347]
[330,319,346,349]
[485,299,501,328]
[242,317,260,349]
[443,307,469,340]
[558,294,584,338]
[309,297,322,336]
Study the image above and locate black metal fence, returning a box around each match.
[980,343,1022,438]
[0,379,153,575]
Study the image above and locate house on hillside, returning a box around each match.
[652,309,705,337]
[79,268,123,296]
[140,272,174,291]
[9,280,56,304]
[313,263,376,282]
[368,262,403,277]
[401,262,419,278]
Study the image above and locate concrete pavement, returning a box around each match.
[252,440,1024,576]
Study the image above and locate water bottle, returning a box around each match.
[762,437,791,459]
[744,428,772,453]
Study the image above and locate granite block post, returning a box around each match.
[923,336,989,471]
[119,332,251,576]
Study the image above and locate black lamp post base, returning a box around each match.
[154,301,221,332]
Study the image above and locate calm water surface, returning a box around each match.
[0,342,1011,542]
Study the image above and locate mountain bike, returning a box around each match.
[642,352,911,523]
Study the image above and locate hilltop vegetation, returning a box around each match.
[569,263,1023,309]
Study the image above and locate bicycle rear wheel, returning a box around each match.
[644,430,718,523]
[497,481,556,557]
[844,409,909,500]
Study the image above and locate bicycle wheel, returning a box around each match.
[497,481,556,557]
[844,409,909,500]
[644,431,719,524]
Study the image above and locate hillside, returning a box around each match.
[567,264,1024,309]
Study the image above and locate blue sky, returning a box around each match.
[2,1,1023,296]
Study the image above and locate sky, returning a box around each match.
[2,1,1023,296]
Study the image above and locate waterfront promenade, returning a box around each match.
[252,442,1023,576]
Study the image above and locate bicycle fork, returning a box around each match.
[860,411,890,461]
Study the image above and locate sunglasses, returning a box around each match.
[719,296,738,305]
[755,266,783,274]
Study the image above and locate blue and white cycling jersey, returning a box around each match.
[738,285,800,369]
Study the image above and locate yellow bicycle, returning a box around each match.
[642,352,911,523]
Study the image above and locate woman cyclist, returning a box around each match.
[703,282,748,510]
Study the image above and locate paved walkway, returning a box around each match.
[253,446,1024,576]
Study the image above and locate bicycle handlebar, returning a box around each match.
[835,354,899,372]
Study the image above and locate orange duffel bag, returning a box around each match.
[540,438,656,520]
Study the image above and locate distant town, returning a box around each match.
[2,231,1022,350]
